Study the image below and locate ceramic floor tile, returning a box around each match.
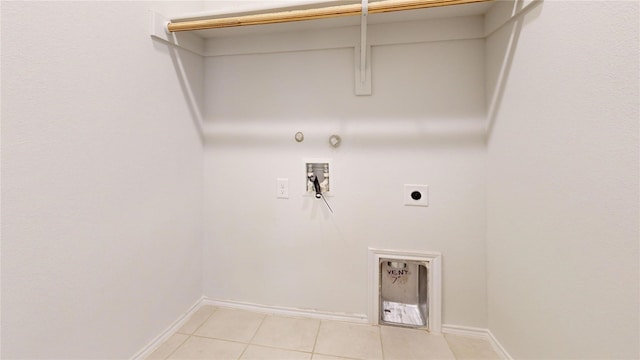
[177,305,217,335]
[311,354,360,360]
[251,315,320,352]
[194,308,265,343]
[444,334,501,359]
[146,333,189,359]
[168,336,246,360]
[380,325,455,360]
[314,321,382,360]
[240,345,312,359]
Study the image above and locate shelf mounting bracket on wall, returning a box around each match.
[355,0,372,96]
[150,11,205,56]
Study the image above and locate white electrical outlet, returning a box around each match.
[404,184,428,207]
[277,178,289,199]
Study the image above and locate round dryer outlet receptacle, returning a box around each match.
[403,184,429,207]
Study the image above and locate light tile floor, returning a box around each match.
[147,306,501,360]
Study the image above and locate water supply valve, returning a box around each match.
[305,160,333,213]
[306,162,330,195]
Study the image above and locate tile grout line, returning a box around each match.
[189,333,257,344]
[189,306,219,336]
[443,333,455,357]
[162,306,219,360]
[378,325,386,360]
[245,315,322,358]
[236,312,269,359]
[242,343,313,355]
[310,319,323,357]
[158,307,494,360]
[311,320,382,360]
[161,334,190,360]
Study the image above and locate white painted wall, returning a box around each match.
[202,35,488,326]
[485,1,639,358]
[1,2,205,358]
[6,1,636,357]
[199,0,349,16]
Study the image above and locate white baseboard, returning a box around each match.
[130,297,205,360]
[202,297,369,323]
[442,324,489,338]
[131,297,367,359]
[442,324,512,360]
[131,299,512,360]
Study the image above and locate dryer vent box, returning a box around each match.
[379,259,429,328]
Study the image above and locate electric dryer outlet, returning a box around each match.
[403,184,429,207]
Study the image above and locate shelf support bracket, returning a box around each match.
[150,11,205,56]
[355,0,372,96]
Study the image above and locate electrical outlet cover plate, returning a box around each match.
[404,184,428,207]
[277,178,289,199]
